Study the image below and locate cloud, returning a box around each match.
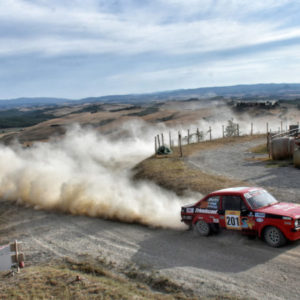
[1,0,300,97]
[0,0,299,57]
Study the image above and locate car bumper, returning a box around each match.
[287,227,300,241]
[181,214,193,225]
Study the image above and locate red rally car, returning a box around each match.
[181,187,300,247]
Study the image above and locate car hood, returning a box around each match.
[256,202,300,219]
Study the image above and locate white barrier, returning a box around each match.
[0,241,24,272]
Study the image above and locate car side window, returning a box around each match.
[198,196,220,210]
[222,195,244,210]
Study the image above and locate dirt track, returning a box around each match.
[1,138,300,299]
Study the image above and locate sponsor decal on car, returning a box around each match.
[255,218,264,222]
[241,217,255,229]
[207,197,219,210]
[195,208,218,214]
[282,216,292,220]
[186,208,194,213]
[255,212,265,218]
[182,215,192,220]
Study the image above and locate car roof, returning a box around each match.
[210,187,263,196]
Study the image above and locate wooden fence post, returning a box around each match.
[161,133,164,146]
[178,132,183,157]
[281,121,283,133]
[251,123,253,136]
[197,128,200,143]
[237,124,240,137]
[267,132,271,158]
[155,136,157,153]
[169,131,172,148]
[187,129,190,144]
[157,134,161,148]
[222,125,225,138]
[209,126,212,141]
[266,122,269,134]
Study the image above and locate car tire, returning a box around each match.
[194,220,211,236]
[264,226,286,247]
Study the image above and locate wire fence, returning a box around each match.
[154,120,300,157]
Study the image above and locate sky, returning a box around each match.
[1,0,300,99]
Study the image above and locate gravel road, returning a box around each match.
[1,197,300,300]
[188,138,300,203]
[1,138,300,299]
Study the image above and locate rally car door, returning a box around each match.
[219,195,245,230]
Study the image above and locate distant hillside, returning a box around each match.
[0,97,73,109]
[1,83,300,108]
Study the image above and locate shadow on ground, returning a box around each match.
[131,227,300,273]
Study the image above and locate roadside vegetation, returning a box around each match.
[249,143,268,154]
[0,257,198,300]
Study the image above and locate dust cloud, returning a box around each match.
[0,123,195,229]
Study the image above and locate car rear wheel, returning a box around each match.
[264,226,286,247]
[194,220,211,236]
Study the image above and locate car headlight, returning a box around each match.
[295,219,300,228]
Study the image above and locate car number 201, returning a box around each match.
[226,216,239,226]
[225,211,241,230]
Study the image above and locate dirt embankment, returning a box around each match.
[133,135,263,196]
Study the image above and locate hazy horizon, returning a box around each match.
[1,82,300,102]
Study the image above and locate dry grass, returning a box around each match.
[133,136,264,196]
[0,258,196,300]
[134,157,246,196]
[249,143,268,154]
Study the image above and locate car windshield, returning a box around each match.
[244,189,278,209]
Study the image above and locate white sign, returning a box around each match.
[225,210,241,230]
[0,245,12,271]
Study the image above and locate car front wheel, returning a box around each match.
[194,220,211,236]
[264,226,286,247]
